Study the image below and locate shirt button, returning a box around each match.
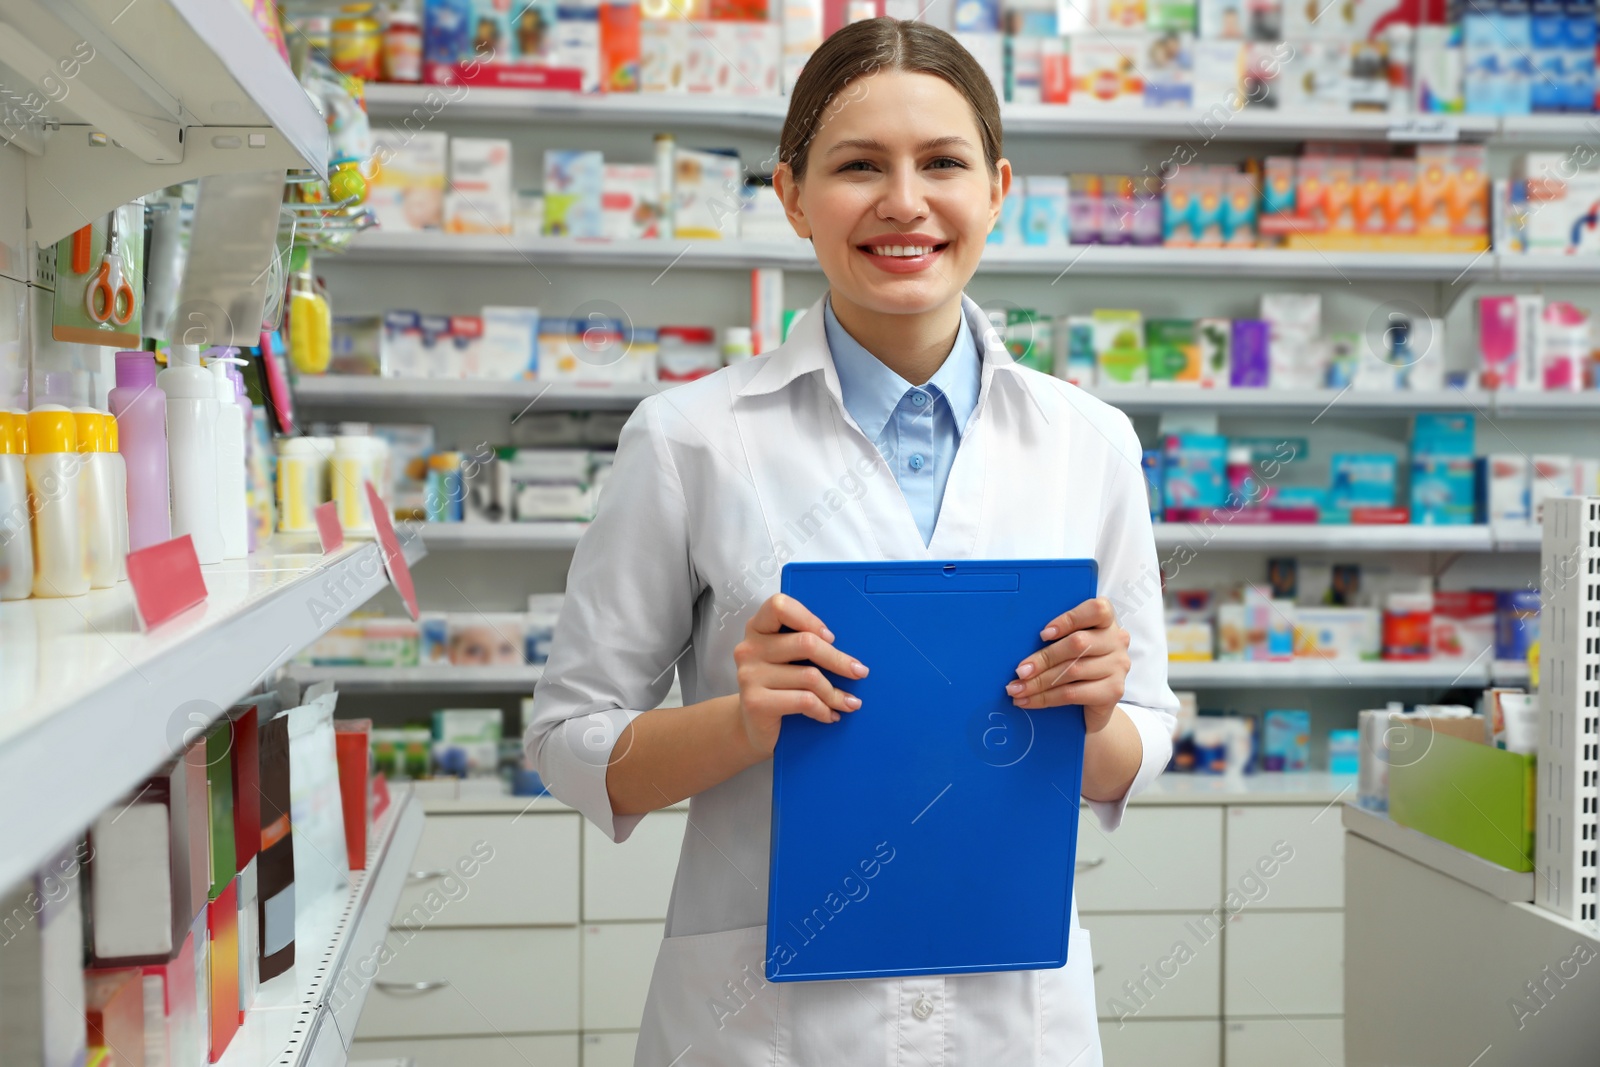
[912,996,934,1020]
[910,391,928,407]
[909,453,925,471]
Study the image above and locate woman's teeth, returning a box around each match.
[871,245,936,257]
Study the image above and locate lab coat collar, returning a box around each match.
[736,292,1036,422]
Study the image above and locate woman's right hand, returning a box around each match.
[733,593,869,757]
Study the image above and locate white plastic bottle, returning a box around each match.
[207,352,249,559]
[158,343,222,564]
[25,405,89,598]
[0,411,34,600]
[71,408,129,588]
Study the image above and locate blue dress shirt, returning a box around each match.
[824,296,981,546]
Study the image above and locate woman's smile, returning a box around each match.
[854,232,950,273]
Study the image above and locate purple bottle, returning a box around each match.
[107,351,172,552]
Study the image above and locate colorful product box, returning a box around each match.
[544,150,604,239]
[1144,32,1195,107]
[1229,319,1269,385]
[1328,453,1399,522]
[1432,590,1497,662]
[1293,607,1381,661]
[1147,319,1202,383]
[1092,308,1148,383]
[1196,317,1231,386]
[1495,589,1540,660]
[1021,175,1068,246]
[601,163,661,239]
[1071,34,1146,105]
[1262,710,1311,771]
[368,131,447,232]
[444,138,514,235]
[1161,433,1229,512]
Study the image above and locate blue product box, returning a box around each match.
[1531,0,1568,112]
[1161,433,1229,511]
[1565,0,1596,110]
[1021,181,1066,246]
[1328,453,1399,522]
[1495,589,1541,659]
[1500,0,1535,114]
[1262,710,1311,772]
[1464,8,1503,114]
[1413,413,1476,455]
[954,0,1001,31]
[1273,485,1329,519]
[1329,728,1361,774]
[1142,449,1165,522]
[425,0,474,64]
[1410,455,1479,524]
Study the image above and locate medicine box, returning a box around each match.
[1262,709,1311,771]
[444,138,513,235]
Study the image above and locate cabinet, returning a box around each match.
[358,785,1349,1064]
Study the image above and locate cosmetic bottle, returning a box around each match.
[0,411,33,600]
[25,405,89,598]
[207,351,249,559]
[108,350,171,552]
[71,408,128,588]
[158,342,222,565]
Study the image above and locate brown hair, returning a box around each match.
[779,18,1003,183]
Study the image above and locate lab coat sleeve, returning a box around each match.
[523,397,699,844]
[1085,411,1178,833]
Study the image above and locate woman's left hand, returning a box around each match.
[1004,597,1130,733]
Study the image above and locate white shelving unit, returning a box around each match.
[215,785,425,1067]
[365,84,1600,145]
[0,532,424,897]
[288,664,546,693]
[0,0,328,247]
[419,521,589,550]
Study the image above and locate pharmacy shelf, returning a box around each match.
[1168,658,1529,689]
[1495,114,1600,144]
[337,231,1496,281]
[419,521,588,549]
[215,784,425,1067]
[413,520,1540,554]
[293,375,668,411]
[3,0,328,245]
[1136,771,1357,806]
[1494,255,1600,283]
[1492,521,1544,552]
[1489,391,1600,414]
[1091,385,1495,416]
[363,85,1512,143]
[287,664,546,693]
[0,531,425,897]
[1152,522,1496,552]
[1342,802,1534,902]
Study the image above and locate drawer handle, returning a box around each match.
[1093,964,1103,974]
[374,979,452,993]
[1075,858,1105,873]
[407,869,452,882]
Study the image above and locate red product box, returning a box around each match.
[334,720,374,871]
[1350,506,1410,524]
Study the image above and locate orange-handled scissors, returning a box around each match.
[84,211,135,327]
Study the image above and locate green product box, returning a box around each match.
[1004,308,1052,373]
[1092,309,1147,384]
[1387,723,1535,872]
[1146,319,1200,383]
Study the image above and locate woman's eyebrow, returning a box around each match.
[824,135,976,156]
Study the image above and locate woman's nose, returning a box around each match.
[876,165,926,222]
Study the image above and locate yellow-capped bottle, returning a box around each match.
[26,405,89,598]
[0,411,33,600]
[72,408,128,588]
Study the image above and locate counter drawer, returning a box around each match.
[355,927,579,1038]
[1076,807,1223,913]
[393,812,579,928]
[582,922,664,1031]
[1223,911,1343,1017]
[1082,913,1222,1020]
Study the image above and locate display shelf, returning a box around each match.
[1090,385,1492,416]
[0,531,425,897]
[1494,113,1600,143]
[336,230,1494,281]
[1133,771,1357,805]
[1152,522,1494,552]
[362,84,1509,143]
[1491,520,1543,552]
[215,784,425,1067]
[1487,391,1600,415]
[1341,802,1533,902]
[3,0,328,245]
[287,664,546,692]
[293,375,668,410]
[1494,255,1600,283]
[419,521,587,549]
[1167,658,1527,688]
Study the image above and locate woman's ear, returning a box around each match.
[772,162,812,240]
[989,158,1013,232]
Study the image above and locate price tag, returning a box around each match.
[1387,117,1460,143]
[314,501,343,554]
[126,534,207,630]
[365,480,418,621]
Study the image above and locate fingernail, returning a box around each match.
[852,660,868,676]
[822,627,835,642]
[1012,698,1027,708]
[1016,662,1036,679]
[1006,681,1024,696]
[1041,626,1059,639]
[847,695,861,709]
[831,712,842,722]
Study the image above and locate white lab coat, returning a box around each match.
[525,292,1179,1067]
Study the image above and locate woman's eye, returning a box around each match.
[928,157,967,170]
[839,160,877,173]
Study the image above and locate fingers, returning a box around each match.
[740,664,860,723]
[1011,675,1126,711]
[748,593,833,641]
[1038,596,1116,642]
[1008,649,1124,699]
[759,630,869,680]
[1017,622,1128,682]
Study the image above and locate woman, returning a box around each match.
[526,17,1177,1066]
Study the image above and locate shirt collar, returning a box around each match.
[823,294,981,442]
[737,291,1011,410]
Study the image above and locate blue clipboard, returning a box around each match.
[766,558,1096,983]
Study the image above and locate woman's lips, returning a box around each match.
[855,241,949,274]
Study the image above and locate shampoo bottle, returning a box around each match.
[0,412,33,600]
[108,350,171,552]
[206,351,249,559]
[158,342,222,565]
[25,405,89,598]
[71,408,128,588]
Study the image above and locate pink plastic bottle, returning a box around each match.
[107,350,172,552]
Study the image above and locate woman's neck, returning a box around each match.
[828,290,965,387]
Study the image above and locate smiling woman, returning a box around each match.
[524,15,1179,1067]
